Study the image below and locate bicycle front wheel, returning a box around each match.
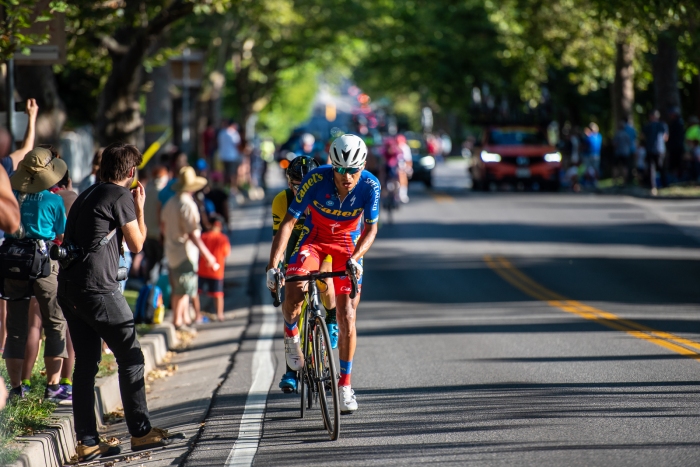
[299,304,310,418]
[314,316,340,440]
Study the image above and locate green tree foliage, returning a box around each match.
[181,0,366,140]
[256,62,319,143]
[353,0,503,119]
[0,1,67,61]
[56,0,235,145]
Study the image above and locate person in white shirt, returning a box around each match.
[216,120,242,197]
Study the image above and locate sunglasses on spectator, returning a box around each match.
[333,166,362,175]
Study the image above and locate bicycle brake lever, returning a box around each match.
[349,269,358,300]
[273,275,282,307]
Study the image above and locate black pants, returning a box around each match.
[57,282,151,441]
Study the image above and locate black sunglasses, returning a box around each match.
[333,166,362,175]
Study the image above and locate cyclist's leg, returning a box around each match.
[319,256,335,311]
[283,243,321,371]
[330,253,363,389]
[319,255,338,348]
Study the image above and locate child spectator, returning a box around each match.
[198,215,230,322]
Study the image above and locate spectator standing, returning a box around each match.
[623,119,637,182]
[161,167,219,329]
[198,215,230,322]
[0,163,20,409]
[217,120,242,200]
[143,164,169,282]
[57,143,185,461]
[0,99,39,178]
[4,148,70,403]
[19,167,78,403]
[685,116,700,181]
[612,121,632,184]
[77,149,103,193]
[666,107,685,181]
[642,110,669,195]
[585,122,602,176]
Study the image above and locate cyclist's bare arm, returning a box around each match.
[268,212,297,273]
[350,222,378,266]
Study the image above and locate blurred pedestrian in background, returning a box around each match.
[78,149,103,193]
[198,214,230,322]
[3,148,70,403]
[613,120,632,184]
[666,107,685,182]
[217,120,243,202]
[585,122,602,177]
[161,167,219,329]
[685,116,700,181]
[642,110,669,195]
[143,164,169,282]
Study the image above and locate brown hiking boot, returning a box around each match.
[131,427,186,451]
[76,439,121,461]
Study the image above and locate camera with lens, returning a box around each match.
[49,243,83,269]
[116,266,128,282]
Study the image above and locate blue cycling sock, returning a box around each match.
[339,359,352,386]
[284,320,298,336]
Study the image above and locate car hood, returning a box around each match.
[483,145,557,156]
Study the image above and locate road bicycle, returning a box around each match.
[273,267,358,441]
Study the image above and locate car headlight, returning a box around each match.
[544,152,562,163]
[480,151,501,163]
[419,156,435,169]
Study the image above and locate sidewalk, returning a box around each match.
[94,197,268,466]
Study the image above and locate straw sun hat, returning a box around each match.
[172,166,207,193]
[10,147,67,194]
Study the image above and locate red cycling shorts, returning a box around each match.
[286,241,363,295]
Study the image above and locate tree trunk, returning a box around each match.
[612,35,635,130]
[96,42,148,147]
[653,30,681,121]
[15,65,66,145]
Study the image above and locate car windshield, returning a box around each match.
[489,129,548,146]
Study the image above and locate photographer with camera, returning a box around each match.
[57,143,184,461]
[2,147,70,403]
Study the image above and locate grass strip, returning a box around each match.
[0,345,57,465]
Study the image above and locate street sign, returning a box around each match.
[12,0,66,65]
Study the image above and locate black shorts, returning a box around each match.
[198,276,224,297]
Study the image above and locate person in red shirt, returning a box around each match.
[198,215,231,321]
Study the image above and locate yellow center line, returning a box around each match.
[429,192,454,203]
[483,255,700,362]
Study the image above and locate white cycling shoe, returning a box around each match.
[339,386,358,414]
[284,335,304,371]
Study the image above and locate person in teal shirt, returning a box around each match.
[4,147,71,405]
[11,189,65,240]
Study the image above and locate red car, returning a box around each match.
[469,126,561,191]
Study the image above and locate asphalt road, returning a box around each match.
[185,159,700,466]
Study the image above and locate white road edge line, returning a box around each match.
[225,304,277,467]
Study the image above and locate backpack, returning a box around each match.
[0,238,51,282]
[134,284,163,324]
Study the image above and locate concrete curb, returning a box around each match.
[10,323,180,467]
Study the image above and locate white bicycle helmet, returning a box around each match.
[329,134,368,168]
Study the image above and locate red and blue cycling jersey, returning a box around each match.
[286,166,380,294]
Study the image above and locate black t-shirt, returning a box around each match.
[58,182,136,293]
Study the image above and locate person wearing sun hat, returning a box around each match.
[4,147,71,405]
[161,166,219,330]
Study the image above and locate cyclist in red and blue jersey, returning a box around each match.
[267,134,380,414]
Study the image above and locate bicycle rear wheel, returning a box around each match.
[314,316,340,440]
